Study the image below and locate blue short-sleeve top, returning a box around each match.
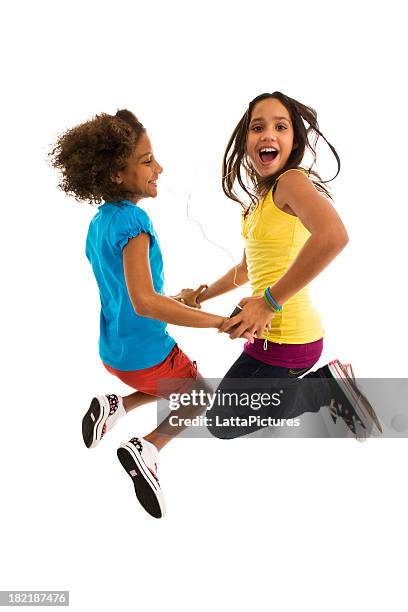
[85,200,175,370]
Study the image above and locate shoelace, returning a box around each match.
[327,398,366,435]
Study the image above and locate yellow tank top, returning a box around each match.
[242,168,324,344]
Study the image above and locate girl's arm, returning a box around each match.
[170,250,248,309]
[197,249,249,304]
[268,170,349,304]
[220,172,349,338]
[123,233,250,333]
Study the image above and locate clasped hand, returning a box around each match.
[219,296,275,339]
[172,285,208,308]
[174,285,275,341]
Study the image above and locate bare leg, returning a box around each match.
[144,374,212,451]
[122,390,157,413]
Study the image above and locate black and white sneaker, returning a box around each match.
[82,394,125,449]
[117,437,166,519]
[338,362,366,442]
[320,360,382,437]
[336,360,382,434]
[342,362,355,381]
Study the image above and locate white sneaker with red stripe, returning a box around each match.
[341,362,356,381]
[323,360,382,437]
[82,394,125,449]
[338,362,366,442]
[117,437,166,519]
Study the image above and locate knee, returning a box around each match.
[206,422,235,440]
[206,407,237,440]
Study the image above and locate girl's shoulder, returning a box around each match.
[111,201,153,225]
[274,167,309,188]
[106,202,156,247]
[272,168,311,216]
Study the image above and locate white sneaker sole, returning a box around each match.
[328,360,382,436]
[117,442,166,519]
[342,363,355,381]
[339,362,365,442]
[82,395,110,449]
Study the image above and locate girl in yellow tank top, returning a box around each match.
[182,92,346,357]
[241,167,324,344]
[176,92,382,439]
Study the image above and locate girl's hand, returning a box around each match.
[172,284,208,308]
[218,296,275,339]
[216,316,254,343]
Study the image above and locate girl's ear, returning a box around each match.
[111,171,123,185]
[292,142,298,150]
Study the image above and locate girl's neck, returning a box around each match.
[121,193,143,205]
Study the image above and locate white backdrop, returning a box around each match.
[1,1,407,611]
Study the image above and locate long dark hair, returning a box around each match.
[222,92,340,210]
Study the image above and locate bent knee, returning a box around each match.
[206,408,238,440]
[206,423,235,440]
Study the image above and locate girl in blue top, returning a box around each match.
[50,109,251,519]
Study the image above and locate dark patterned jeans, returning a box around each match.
[207,351,332,439]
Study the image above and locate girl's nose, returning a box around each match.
[261,134,277,142]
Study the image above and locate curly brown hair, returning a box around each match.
[49,109,145,205]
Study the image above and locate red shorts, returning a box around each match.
[103,344,198,399]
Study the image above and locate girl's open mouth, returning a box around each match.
[258,148,278,164]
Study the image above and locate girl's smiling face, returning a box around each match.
[246,97,295,178]
[113,132,163,201]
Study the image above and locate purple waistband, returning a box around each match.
[244,337,324,368]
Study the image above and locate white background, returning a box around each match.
[1,1,407,610]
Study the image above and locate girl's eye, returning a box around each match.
[144,159,152,164]
[251,125,262,132]
[277,124,287,130]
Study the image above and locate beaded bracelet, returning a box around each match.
[263,287,282,312]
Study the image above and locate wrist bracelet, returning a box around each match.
[263,293,278,312]
[266,287,282,310]
[264,287,282,312]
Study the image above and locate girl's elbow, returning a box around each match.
[131,294,155,317]
[133,303,149,317]
[325,227,348,252]
[237,268,249,285]
[336,228,349,250]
